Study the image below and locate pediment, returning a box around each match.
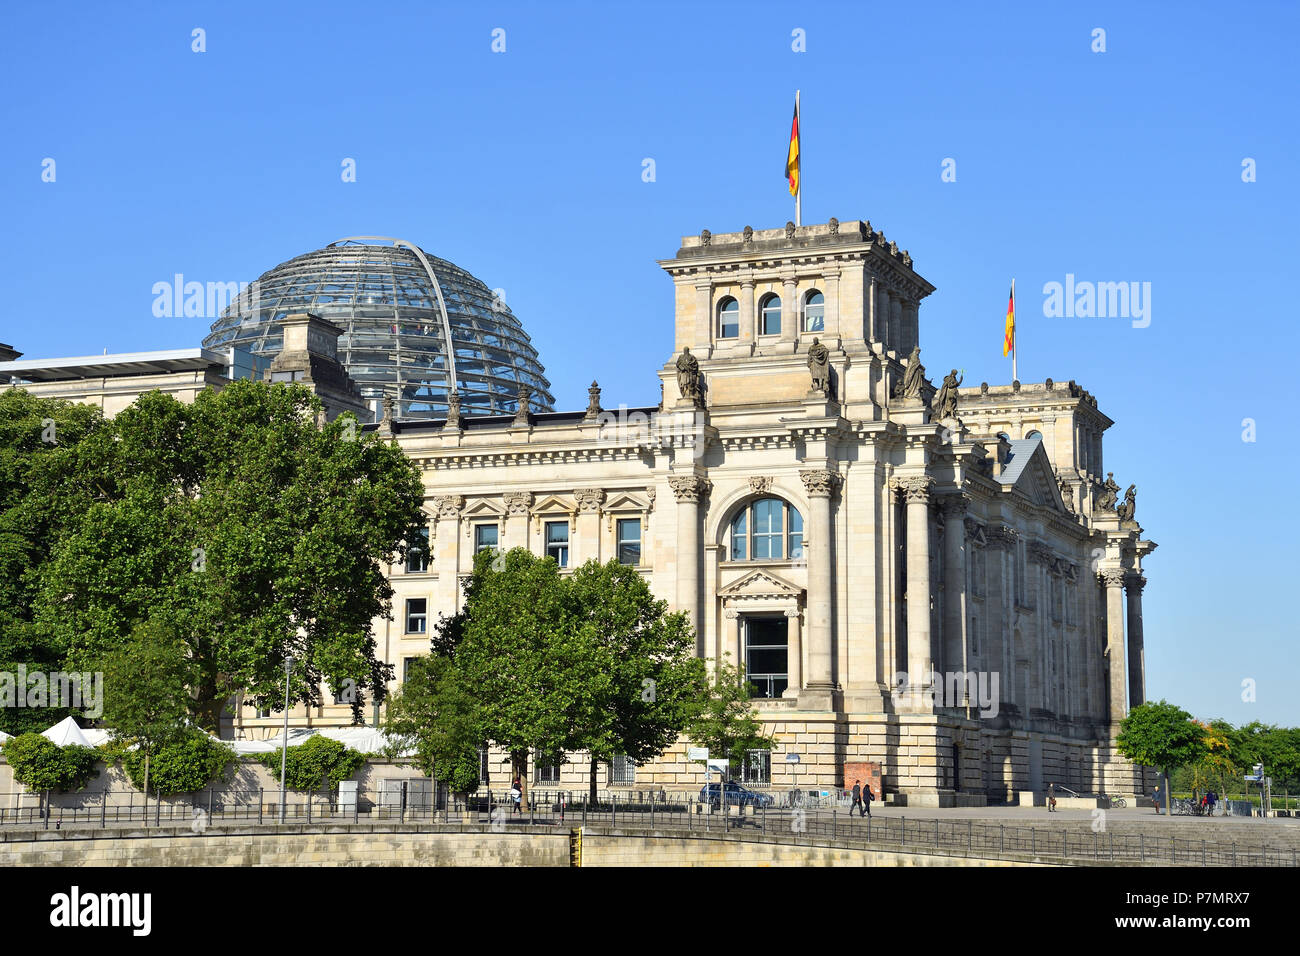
[718,567,803,599]
[462,497,505,519]
[1004,442,1069,515]
[531,493,575,514]
[604,489,652,512]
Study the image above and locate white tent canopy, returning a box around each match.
[41,716,92,747]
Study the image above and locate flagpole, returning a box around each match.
[1011,277,1018,383]
[794,90,802,227]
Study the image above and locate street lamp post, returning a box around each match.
[279,653,294,824]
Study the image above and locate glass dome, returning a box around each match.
[202,237,554,418]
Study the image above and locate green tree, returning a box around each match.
[686,655,778,779]
[2,733,100,815]
[32,380,427,731]
[120,729,235,797]
[0,389,105,733]
[449,548,609,809]
[258,735,366,791]
[100,620,194,797]
[1116,700,1208,814]
[384,653,483,794]
[566,559,708,802]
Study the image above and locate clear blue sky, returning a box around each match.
[2,1,1296,725]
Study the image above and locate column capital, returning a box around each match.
[433,495,465,520]
[937,493,969,517]
[984,523,1018,550]
[890,474,934,503]
[1097,568,1126,588]
[574,487,605,513]
[1124,572,1147,593]
[503,492,532,515]
[668,474,712,503]
[799,468,843,498]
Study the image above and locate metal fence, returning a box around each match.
[3,786,1296,866]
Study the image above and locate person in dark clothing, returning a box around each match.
[863,783,874,817]
[850,780,864,818]
[1047,782,1058,812]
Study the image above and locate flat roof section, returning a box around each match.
[0,348,228,383]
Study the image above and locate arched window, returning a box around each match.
[803,290,824,332]
[759,294,781,336]
[1025,429,1042,441]
[729,497,804,561]
[717,297,739,338]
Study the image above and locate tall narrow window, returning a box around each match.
[718,297,739,338]
[730,509,748,561]
[616,518,642,566]
[406,527,429,573]
[743,749,772,785]
[759,294,782,336]
[745,617,788,699]
[474,524,499,553]
[803,290,824,332]
[405,598,427,634]
[545,521,569,567]
[752,498,784,559]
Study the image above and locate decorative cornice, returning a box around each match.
[668,475,712,503]
[799,469,842,498]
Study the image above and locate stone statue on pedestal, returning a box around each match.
[807,337,830,393]
[676,347,702,405]
[901,346,924,399]
[934,368,963,420]
[1117,484,1137,522]
[1097,473,1120,511]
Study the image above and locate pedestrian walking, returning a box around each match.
[510,776,523,814]
[1153,784,1162,814]
[863,783,874,818]
[1047,782,1058,812]
[850,780,864,818]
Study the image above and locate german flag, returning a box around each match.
[785,100,800,197]
[1003,282,1016,356]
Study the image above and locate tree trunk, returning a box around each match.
[143,752,150,803]
[589,755,599,805]
[1164,768,1171,816]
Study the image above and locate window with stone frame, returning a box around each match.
[405,598,427,634]
[728,497,803,562]
[545,520,570,567]
[616,517,642,566]
[534,753,561,784]
[474,523,499,554]
[609,754,636,786]
[717,296,739,338]
[405,526,429,573]
[759,293,782,336]
[803,290,824,332]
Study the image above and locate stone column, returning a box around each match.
[739,278,756,344]
[669,475,710,655]
[939,495,969,684]
[889,296,903,352]
[799,468,841,705]
[1099,568,1127,726]
[694,281,712,349]
[780,276,798,344]
[784,607,802,698]
[502,492,532,551]
[574,488,604,565]
[432,495,465,613]
[822,271,840,341]
[875,283,890,347]
[895,476,935,700]
[902,301,919,355]
[1125,573,1146,708]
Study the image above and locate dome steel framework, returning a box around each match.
[202,237,554,418]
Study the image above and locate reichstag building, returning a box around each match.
[0,221,1156,805]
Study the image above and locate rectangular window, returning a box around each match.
[616,518,642,566]
[742,750,771,785]
[403,656,419,682]
[745,617,788,699]
[474,524,499,553]
[406,527,429,573]
[609,755,636,786]
[478,746,490,786]
[730,510,747,561]
[752,499,784,560]
[545,521,569,567]
[405,598,427,634]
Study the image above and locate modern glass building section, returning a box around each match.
[201,237,554,419]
